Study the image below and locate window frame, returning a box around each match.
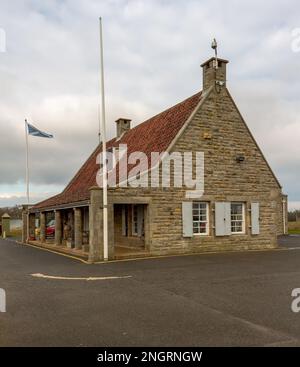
[192,201,209,236]
[230,202,246,235]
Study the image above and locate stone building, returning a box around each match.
[22,55,288,262]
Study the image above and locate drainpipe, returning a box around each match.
[282,198,286,235]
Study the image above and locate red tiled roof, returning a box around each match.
[34,91,202,210]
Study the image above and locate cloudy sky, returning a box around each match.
[0,0,299,209]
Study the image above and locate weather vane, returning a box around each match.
[211,38,218,69]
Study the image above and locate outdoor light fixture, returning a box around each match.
[236,155,245,163]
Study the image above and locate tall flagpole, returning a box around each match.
[99,17,108,261]
[98,103,101,144]
[25,119,30,243]
[25,119,29,204]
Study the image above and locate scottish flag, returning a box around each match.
[26,121,54,138]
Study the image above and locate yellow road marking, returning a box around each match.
[19,240,289,266]
[31,273,132,281]
[93,246,287,264]
[19,241,90,264]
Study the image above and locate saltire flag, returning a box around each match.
[26,121,54,138]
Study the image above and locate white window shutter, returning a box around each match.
[122,205,126,236]
[251,202,260,235]
[224,203,231,235]
[215,202,231,236]
[182,202,193,237]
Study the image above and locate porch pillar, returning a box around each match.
[28,212,35,241]
[107,201,114,259]
[74,207,83,250]
[21,205,29,243]
[89,187,115,262]
[40,212,46,243]
[89,187,103,262]
[55,210,62,245]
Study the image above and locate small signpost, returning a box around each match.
[1,213,11,238]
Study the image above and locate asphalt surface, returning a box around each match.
[0,237,300,347]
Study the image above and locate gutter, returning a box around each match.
[30,200,90,213]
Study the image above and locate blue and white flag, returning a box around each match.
[26,121,54,138]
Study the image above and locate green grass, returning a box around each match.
[288,222,300,235]
[288,229,300,234]
[6,228,22,238]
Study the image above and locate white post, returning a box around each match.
[98,103,101,144]
[99,17,108,261]
[25,119,30,242]
[25,119,29,204]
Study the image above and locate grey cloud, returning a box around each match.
[0,0,299,207]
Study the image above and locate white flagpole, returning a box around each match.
[98,103,101,144]
[25,119,30,243]
[99,17,108,261]
[25,119,29,204]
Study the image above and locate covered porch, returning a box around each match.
[23,195,152,261]
[114,203,151,258]
[24,204,90,259]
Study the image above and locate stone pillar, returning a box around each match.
[22,205,29,243]
[107,200,115,260]
[144,204,151,252]
[40,212,46,243]
[55,210,62,246]
[74,208,83,250]
[89,187,103,262]
[88,187,115,262]
[28,213,35,241]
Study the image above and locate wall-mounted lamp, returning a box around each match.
[236,155,245,163]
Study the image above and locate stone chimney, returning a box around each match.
[115,118,131,138]
[201,57,228,91]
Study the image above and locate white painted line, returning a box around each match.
[31,273,132,281]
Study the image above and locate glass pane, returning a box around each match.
[231,203,242,214]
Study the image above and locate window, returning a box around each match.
[231,203,245,234]
[132,205,138,236]
[192,202,209,235]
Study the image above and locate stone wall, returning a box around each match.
[104,85,284,257]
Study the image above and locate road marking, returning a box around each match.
[20,241,90,264]
[31,273,132,281]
